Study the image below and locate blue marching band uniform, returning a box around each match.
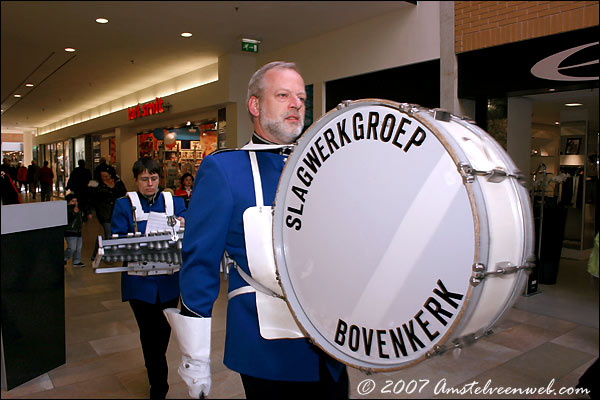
[164,137,347,397]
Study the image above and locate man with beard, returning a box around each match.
[165,62,348,399]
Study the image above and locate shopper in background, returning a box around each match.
[0,158,16,178]
[89,164,127,261]
[16,162,28,193]
[27,160,40,199]
[167,61,348,399]
[64,193,92,268]
[174,172,194,208]
[67,159,93,215]
[93,157,108,181]
[37,160,54,201]
[110,157,186,399]
[1,170,21,205]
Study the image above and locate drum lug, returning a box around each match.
[336,100,352,110]
[398,102,420,116]
[459,163,527,185]
[471,261,535,285]
[470,263,486,286]
[458,163,475,184]
[432,108,451,122]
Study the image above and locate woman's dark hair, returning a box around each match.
[132,157,160,179]
[180,173,194,187]
[99,164,117,179]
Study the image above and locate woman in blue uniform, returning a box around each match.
[111,157,186,399]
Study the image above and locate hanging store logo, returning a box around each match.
[128,97,166,120]
[530,42,599,81]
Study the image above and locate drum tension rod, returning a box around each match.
[458,163,526,185]
[470,261,535,286]
[425,330,494,358]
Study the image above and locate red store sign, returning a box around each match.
[128,97,165,120]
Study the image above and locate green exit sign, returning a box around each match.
[242,42,259,53]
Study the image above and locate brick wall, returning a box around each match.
[455,1,599,53]
[1,133,24,143]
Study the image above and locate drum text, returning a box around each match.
[333,279,464,359]
[286,110,428,230]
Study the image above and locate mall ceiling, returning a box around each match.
[1,1,414,133]
[1,1,598,134]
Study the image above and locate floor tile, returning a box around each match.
[551,325,600,356]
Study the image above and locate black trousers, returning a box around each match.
[240,353,349,400]
[129,296,179,399]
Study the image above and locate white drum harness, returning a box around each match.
[224,144,305,340]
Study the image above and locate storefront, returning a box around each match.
[137,122,218,190]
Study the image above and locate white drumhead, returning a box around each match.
[273,100,480,370]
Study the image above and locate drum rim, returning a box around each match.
[272,99,488,371]
[454,118,535,328]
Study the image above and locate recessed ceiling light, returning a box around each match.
[565,102,583,107]
[96,18,109,24]
[181,32,192,38]
[25,83,34,87]
[14,94,22,98]
[65,47,76,52]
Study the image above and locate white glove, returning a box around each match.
[87,180,99,187]
[164,308,211,398]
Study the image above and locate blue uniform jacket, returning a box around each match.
[180,149,346,382]
[111,191,187,304]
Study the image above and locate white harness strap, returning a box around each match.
[248,151,264,207]
[127,191,175,221]
[162,191,175,215]
[127,192,148,221]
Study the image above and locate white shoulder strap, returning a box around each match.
[248,151,264,207]
[126,192,149,221]
[241,142,292,152]
[161,191,175,216]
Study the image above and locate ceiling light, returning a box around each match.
[548,88,556,92]
[25,83,34,87]
[14,94,22,98]
[181,32,192,38]
[242,38,261,44]
[565,102,583,107]
[64,47,76,52]
[96,18,109,24]
[554,121,560,125]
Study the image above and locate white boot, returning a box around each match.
[164,308,211,398]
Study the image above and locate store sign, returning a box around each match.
[530,41,599,82]
[128,97,165,120]
[458,26,599,98]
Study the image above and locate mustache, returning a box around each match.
[284,112,302,120]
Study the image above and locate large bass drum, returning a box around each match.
[272,99,534,372]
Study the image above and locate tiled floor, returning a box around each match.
[2,192,598,399]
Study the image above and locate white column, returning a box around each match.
[218,53,258,147]
[507,97,532,176]
[23,131,34,165]
[439,1,475,119]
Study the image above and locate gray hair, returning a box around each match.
[246,61,300,122]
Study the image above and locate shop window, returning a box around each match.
[487,98,507,150]
[137,122,218,190]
